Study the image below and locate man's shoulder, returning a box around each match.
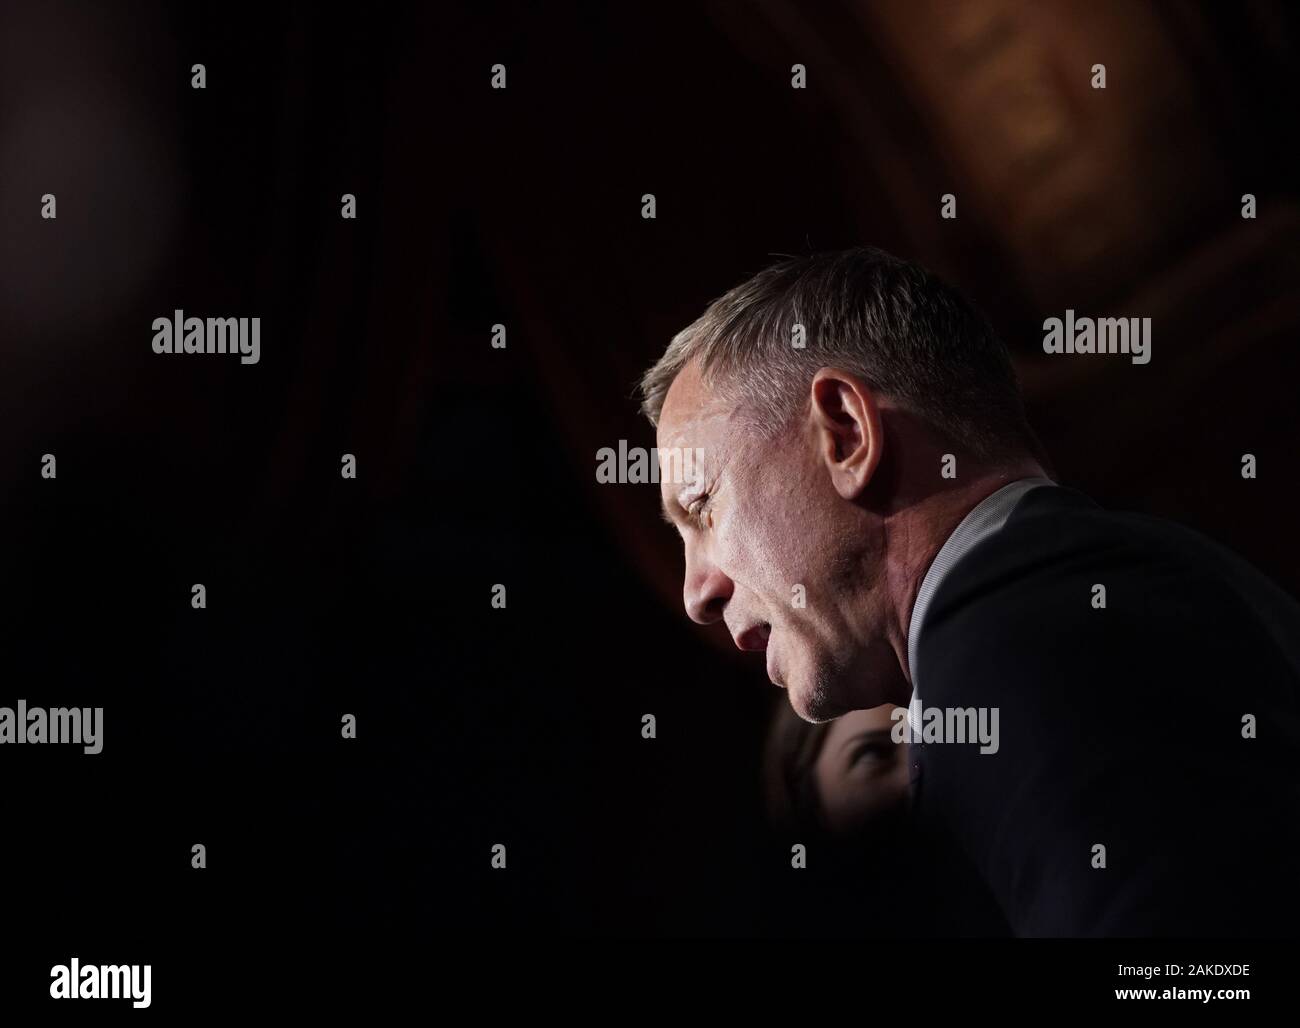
[938,485,1231,597]
[910,485,1300,936]
[924,486,1174,639]
[928,483,1294,624]
[916,484,1300,701]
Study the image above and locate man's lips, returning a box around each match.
[732,623,770,652]
[730,623,782,686]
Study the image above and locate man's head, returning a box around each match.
[642,247,1046,722]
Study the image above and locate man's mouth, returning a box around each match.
[732,622,770,652]
[730,621,779,684]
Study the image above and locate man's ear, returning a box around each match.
[809,368,884,500]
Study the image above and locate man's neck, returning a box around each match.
[884,462,1046,689]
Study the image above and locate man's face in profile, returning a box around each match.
[656,360,885,722]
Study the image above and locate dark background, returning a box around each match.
[1,0,1298,983]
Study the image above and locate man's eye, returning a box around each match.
[688,496,710,525]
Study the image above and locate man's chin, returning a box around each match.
[785,676,844,725]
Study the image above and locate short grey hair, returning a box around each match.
[639,247,1036,462]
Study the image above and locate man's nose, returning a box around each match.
[684,554,733,625]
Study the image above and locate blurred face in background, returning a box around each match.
[765,701,911,837]
[811,705,911,834]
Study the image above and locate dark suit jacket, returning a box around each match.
[911,485,1300,936]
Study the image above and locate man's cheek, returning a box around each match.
[720,514,784,598]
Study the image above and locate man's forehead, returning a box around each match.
[656,361,732,508]
[657,360,728,449]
